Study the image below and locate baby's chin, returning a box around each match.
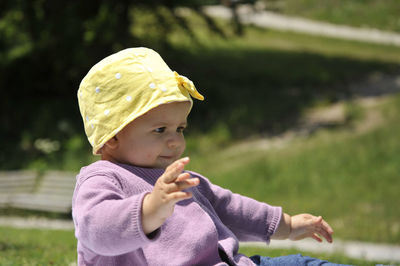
[154,156,180,169]
[129,155,182,169]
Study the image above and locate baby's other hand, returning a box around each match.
[289,214,334,243]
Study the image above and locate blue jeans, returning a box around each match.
[250,254,352,266]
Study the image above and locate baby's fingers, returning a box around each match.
[320,226,334,243]
[166,173,199,193]
[321,219,334,235]
[311,233,323,243]
[163,157,190,184]
[176,172,192,182]
[313,226,333,243]
[167,191,194,204]
[315,217,334,243]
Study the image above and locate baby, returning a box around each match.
[73,47,348,265]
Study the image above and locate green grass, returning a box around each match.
[187,94,400,244]
[0,227,393,265]
[0,227,76,266]
[268,0,400,33]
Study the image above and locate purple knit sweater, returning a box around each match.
[72,160,282,266]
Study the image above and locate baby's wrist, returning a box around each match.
[283,213,292,239]
[142,193,163,234]
[272,212,292,240]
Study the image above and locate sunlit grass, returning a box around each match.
[0,226,76,266]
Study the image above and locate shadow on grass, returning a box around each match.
[167,46,399,136]
[0,241,25,252]
[0,208,72,220]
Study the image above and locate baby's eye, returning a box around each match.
[154,127,166,133]
[177,126,186,133]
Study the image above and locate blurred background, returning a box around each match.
[1,0,400,265]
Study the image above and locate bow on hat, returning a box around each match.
[174,71,204,101]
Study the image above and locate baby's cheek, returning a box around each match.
[144,152,155,161]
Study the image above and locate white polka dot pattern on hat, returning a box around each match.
[149,83,156,89]
[115,73,121,79]
[160,85,167,92]
[104,109,110,115]
[126,95,132,101]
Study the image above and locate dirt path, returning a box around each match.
[202,4,400,47]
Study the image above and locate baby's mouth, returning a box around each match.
[159,155,175,160]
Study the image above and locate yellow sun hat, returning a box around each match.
[77,47,204,155]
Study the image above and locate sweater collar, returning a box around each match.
[104,160,165,184]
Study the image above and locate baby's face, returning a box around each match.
[112,101,191,169]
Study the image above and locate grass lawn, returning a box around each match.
[0,227,76,266]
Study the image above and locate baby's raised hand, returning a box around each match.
[289,214,334,243]
[141,157,199,234]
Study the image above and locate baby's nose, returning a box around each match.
[167,134,182,149]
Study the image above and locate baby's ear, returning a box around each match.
[104,136,119,150]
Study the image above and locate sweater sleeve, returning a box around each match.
[195,174,282,243]
[72,174,158,256]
